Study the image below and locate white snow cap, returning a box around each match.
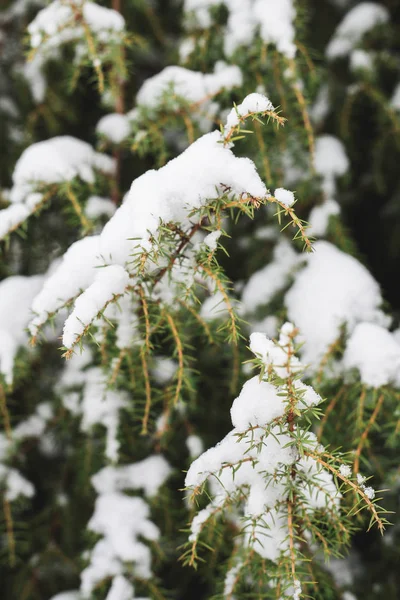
[343,322,400,388]
[0,275,43,384]
[96,113,131,144]
[183,0,297,59]
[225,92,274,132]
[274,187,295,208]
[285,241,387,369]
[48,593,80,600]
[136,62,242,109]
[186,328,334,563]
[326,2,389,59]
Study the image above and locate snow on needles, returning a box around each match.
[343,322,400,388]
[25,0,125,102]
[326,2,389,59]
[285,241,387,369]
[183,0,297,60]
[185,326,337,564]
[28,106,269,351]
[0,136,115,241]
[81,455,171,598]
[0,275,43,384]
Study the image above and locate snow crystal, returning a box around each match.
[339,464,352,478]
[96,113,131,144]
[363,486,375,500]
[343,322,400,388]
[285,241,386,369]
[326,2,389,59]
[274,187,295,208]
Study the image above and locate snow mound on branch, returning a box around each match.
[0,136,114,241]
[0,275,43,384]
[62,264,129,349]
[183,0,297,59]
[28,0,125,49]
[343,322,400,388]
[326,2,389,59]
[28,103,269,349]
[10,136,115,203]
[96,113,131,144]
[81,455,170,598]
[285,241,387,368]
[136,62,242,108]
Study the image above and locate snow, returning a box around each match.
[10,136,115,203]
[30,101,269,353]
[186,434,204,458]
[29,236,102,338]
[48,593,79,600]
[96,113,131,144]
[186,327,335,562]
[200,290,230,321]
[391,83,400,110]
[225,92,274,132]
[92,456,172,498]
[315,135,349,198]
[28,0,124,47]
[308,199,340,237]
[100,129,266,266]
[326,3,389,59]
[183,0,297,59]
[285,241,387,368]
[151,357,178,384]
[136,62,242,109]
[274,187,295,208]
[241,239,298,313]
[0,136,114,240]
[105,576,135,600]
[0,465,35,501]
[81,455,170,598]
[0,275,43,384]
[230,377,286,429]
[343,322,400,388]
[63,265,129,349]
[203,229,222,251]
[85,196,116,219]
[59,362,129,462]
[25,1,125,102]
[350,49,374,72]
